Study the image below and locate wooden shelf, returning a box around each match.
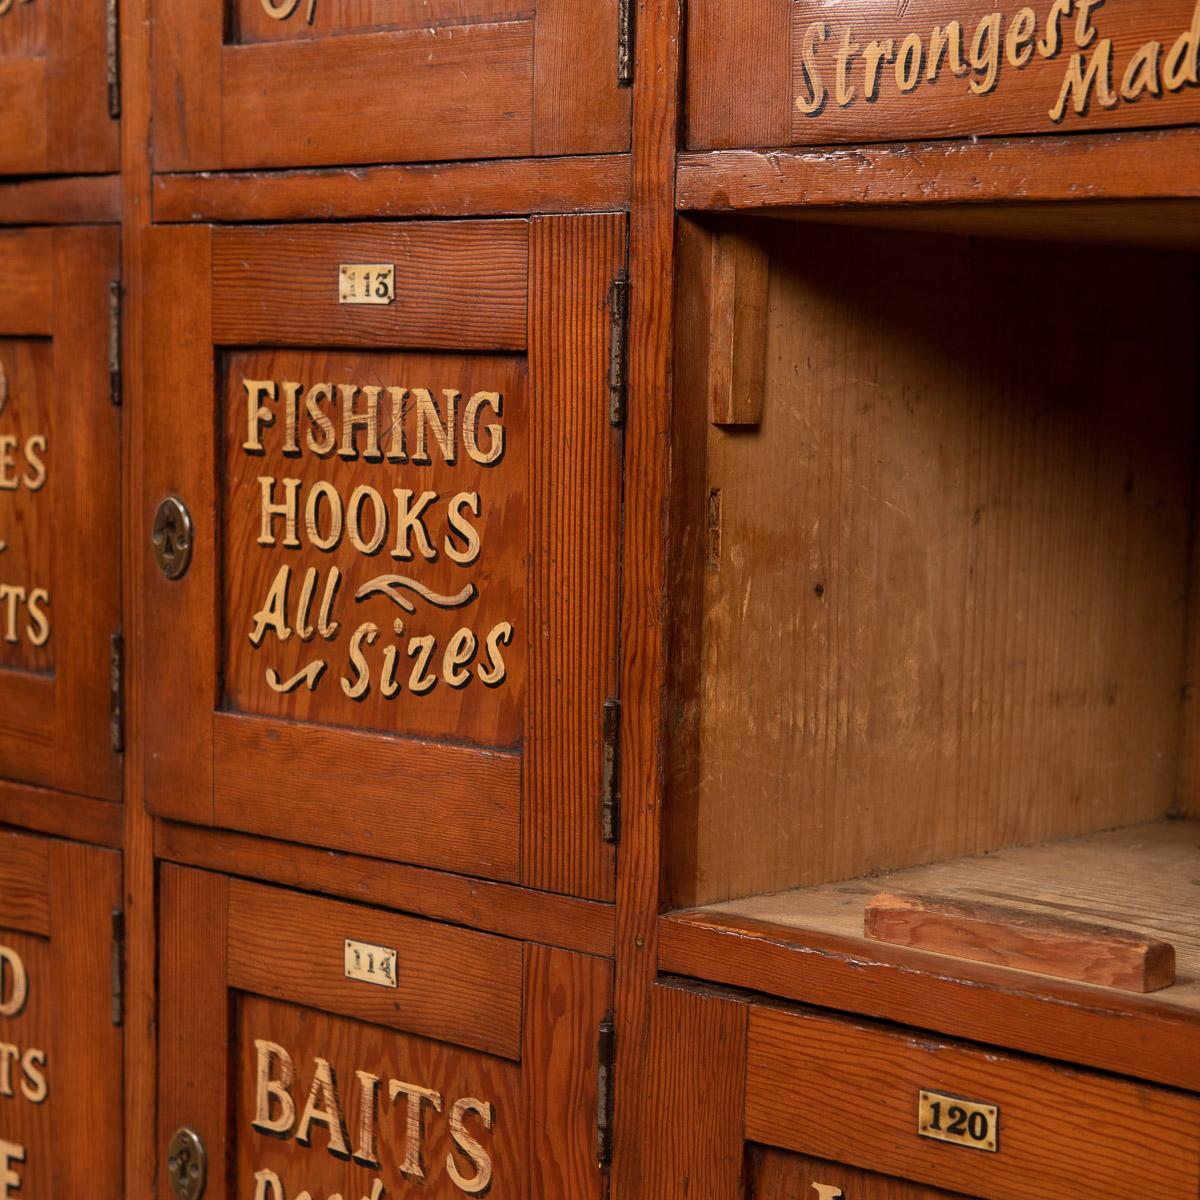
[677,128,1200,245]
[661,820,1200,1091]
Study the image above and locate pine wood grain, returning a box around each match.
[234,993,524,1199]
[156,820,616,958]
[0,175,120,225]
[0,227,122,803]
[639,981,747,1198]
[669,221,1197,906]
[611,1,684,1196]
[0,780,122,850]
[212,222,529,351]
[746,1003,1200,1200]
[524,213,625,900]
[152,155,632,224]
[140,225,216,825]
[686,0,1200,151]
[221,24,535,170]
[227,878,523,1059]
[660,906,1200,1092]
[149,0,222,171]
[0,828,50,935]
[212,713,522,881]
[532,0,630,156]
[676,129,1200,212]
[159,866,230,1200]
[521,944,612,1199]
[864,891,1176,993]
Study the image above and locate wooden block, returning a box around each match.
[864,892,1176,994]
[708,228,769,426]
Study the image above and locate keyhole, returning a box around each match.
[153,497,194,581]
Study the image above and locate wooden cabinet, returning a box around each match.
[139,216,624,900]
[686,0,1200,151]
[0,225,122,806]
[159,865,612,1199]
[0,1,118,175]
[642,980,1200,1199]
[150,0,631,174]
[0,829,122,1198]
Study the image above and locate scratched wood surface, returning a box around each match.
[746,1003,1200,1200]
[667,218,1197,908]
[0,227,122,805]
[688,0,1200,151]
[152,0,628,172]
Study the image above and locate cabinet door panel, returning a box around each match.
[158,867,611,1200]
[142,217,623,900]
[0,226,122,806]
[0,830,122,1198]
[0,1,117,175]
[687,0,1200,152]
[152,0,629,172]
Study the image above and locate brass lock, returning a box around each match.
[152,496,194,581]
[167,1126,207,1200]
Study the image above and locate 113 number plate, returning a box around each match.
[918,1090,998,1153]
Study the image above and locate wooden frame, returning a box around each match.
[0,225,122,804]
[0,1,118,175]
[0,828,122,1198]
[141,217,624,900]
[641,978,1200,1200]
[150,0,630,173]
[158,865,612,1199]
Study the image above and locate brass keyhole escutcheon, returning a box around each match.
[166,1126,207,1200]
[152,496,194,581]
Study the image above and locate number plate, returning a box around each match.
[338,263,395,305]
[342,939,398,988]
[917,1090,998,1153]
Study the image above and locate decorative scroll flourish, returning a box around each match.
[266,660,328,694]
[354,576,478,612]
[260,0,317,23]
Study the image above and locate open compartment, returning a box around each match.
[665,205,1200,1030]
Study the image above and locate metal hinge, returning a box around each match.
[109,632,124,753]
[108,281,122,407]
[608,273,629,429]
[600,698,621,844]
[111,909,125,1027]
[106,0,121,119]
[596,1011,615,1170]
[617,0,634,86]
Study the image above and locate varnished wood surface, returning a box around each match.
[0,175,121,226]
[152,0,628,173]
[660,910,1200,1092]
[155,820,616,957]
[0,226,123,803]
[524,214,624,900]
[612,2,684,1195]
[677,129,1200,213]
[0,833,122,1198]
[751,1148,973,1200]
[639,981,747,1198]
[746,1003,1200,1200]
[212,222,529,350]
[227,877,524,1059]
[687,0,1200,151]
[153,155,632,224]
[0,780,122,849]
